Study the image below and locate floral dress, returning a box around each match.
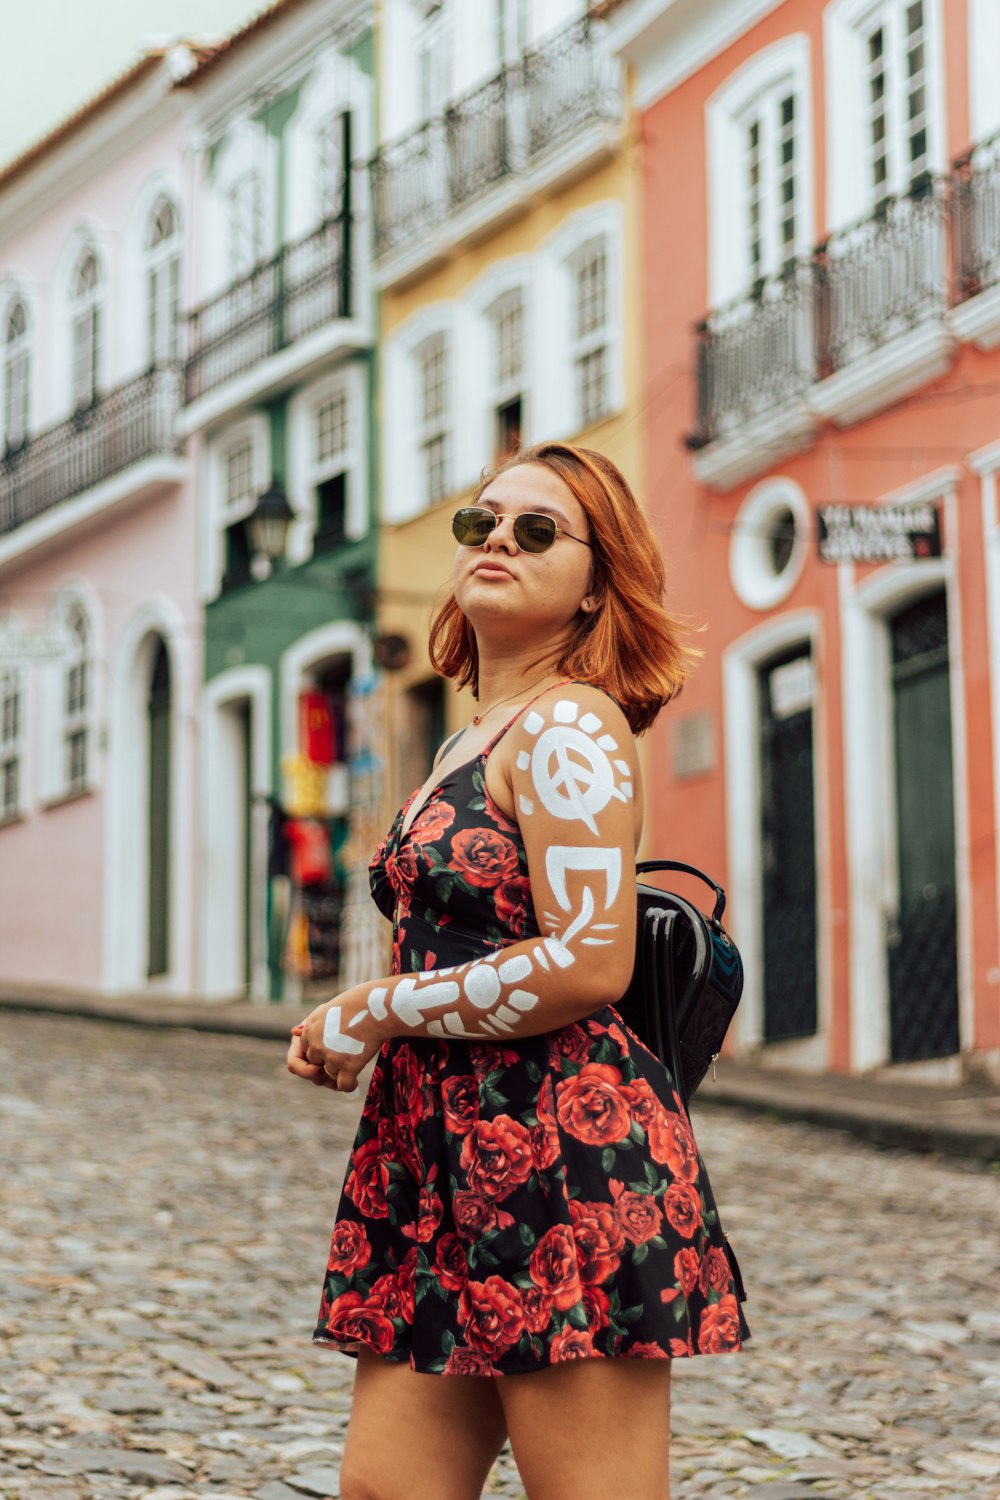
[313,714,750,1375]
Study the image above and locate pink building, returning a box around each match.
[0,51,205,997]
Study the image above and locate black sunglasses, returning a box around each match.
[452,506,592,555]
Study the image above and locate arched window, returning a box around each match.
[144,196,181,366]
[64,603,91,791]
[71,250,102,409]
[3,298,29,449]
[229,171,265,276]
[0,665,24,821]
[317,113,349,222]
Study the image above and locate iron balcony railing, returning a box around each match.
[690,182,950,446]
[0,366,182,539]
[370,16,621,259]
[184,211,351,404]
[953,129,1000,302]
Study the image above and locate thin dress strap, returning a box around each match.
[482,679,575,757]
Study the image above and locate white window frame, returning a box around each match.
[415,329,451,507]
[468,254,536,468]
[707,35,814,309]
[287,365,369,564]
[568,235,612,429]
[486,286,528,461]
[62,603,92,794]
[969,0,1000,144]
[71,247,103,409]
[203,414,271,598]
[536,201,623,440]
[2,294,30,449]
[824,0,946,231]
[383,302,474,523]
[416,1,453,122]
[0,665,26,823]
[203,121,277,301]
[144,196,181,367]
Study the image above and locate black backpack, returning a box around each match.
[615,860,744,1110]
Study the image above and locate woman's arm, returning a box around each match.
[290,685,639,1089]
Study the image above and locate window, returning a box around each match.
[416,332,450,504]
[63,604,91,791]
[570,238,610,428]
[220,432,261,592]
[71,250,101,409]
[312,385,351,549]
[729,478,810,609]
[229,172,265,275]
[489,288,525,460]
[862,1,928,203]
[417,2,451,120]
[3,299,29,449]
[0,668,23,821]
[739,85,800,282]
[145,196,181,366]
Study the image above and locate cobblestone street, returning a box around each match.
[1,1013,998,1500]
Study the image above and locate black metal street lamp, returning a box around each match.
[247,478,295,579]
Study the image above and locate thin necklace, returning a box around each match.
[471,674,555,726]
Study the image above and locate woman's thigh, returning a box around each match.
[339,1349,508,1500]
[496,1359,672,1500]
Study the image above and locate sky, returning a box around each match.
[1,0,272,170]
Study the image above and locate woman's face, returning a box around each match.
[452,463,595,644]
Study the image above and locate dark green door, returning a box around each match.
[760,647,818,1041]
[147,639,171,978]
[888,592,959,1060]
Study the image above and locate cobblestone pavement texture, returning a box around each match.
[1,1014,998,1500]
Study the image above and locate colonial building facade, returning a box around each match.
[179,0,381,1003]
[368,0,648,815]
[605,0,1000,1077]
[0,50,203,998]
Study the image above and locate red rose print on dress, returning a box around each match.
[663,1182,702,1241]
[624,1341,668,1359]
[449,828,520,889]
[344,1138,389,1220]
[442,1346,496,1376]
[673,1247,700,1298]
[697,1294,743,1353]
[612,1189,662,1246]
[397,1248,418,1324]
[529,1224,583,1311]
[367,1273,402,1319]
[408,798,456,845]
[433,1233,470,1293]
[521,1286,554,1335]
[568,1200,626,1285]
[532,1074,561,1171]
[581,1284,611,1333]
[620,1077,665,1133]
[494,875,532,937]
[326,1220,372,1278]
[550,1326,601,1362]
[459,1276,525,1358]
[400,1185,444,1242]
[452,1189,501,1241]
[555,1063,632,1148]
[460,1115,534,1201]
[699,1245,733,1298]
[324,1291,394,1357]
[548,1023,592,1065]
[441,1074,479,1136]
[648,1111,700,1182]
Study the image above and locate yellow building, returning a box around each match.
[368,0,643,813]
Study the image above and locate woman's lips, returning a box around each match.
[472,561,515,579]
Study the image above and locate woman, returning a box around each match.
[288,442,748,1500]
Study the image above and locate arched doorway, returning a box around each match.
[147,638,171,978]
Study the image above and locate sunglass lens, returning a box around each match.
[514,514,557,553]
[452,508,495,545]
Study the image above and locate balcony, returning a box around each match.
[183,212,353,420]
[0,367,183,564]
[952,130,1000,350]
[369,16,621,285]
[688,184,955,490]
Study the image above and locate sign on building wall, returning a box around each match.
[817,503,942,564]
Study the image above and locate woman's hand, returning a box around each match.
[287,985,385,1093]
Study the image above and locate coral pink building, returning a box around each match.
[0,52,203,997]
[606,0,1000,1077]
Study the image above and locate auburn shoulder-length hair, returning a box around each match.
[428,442,698,735]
